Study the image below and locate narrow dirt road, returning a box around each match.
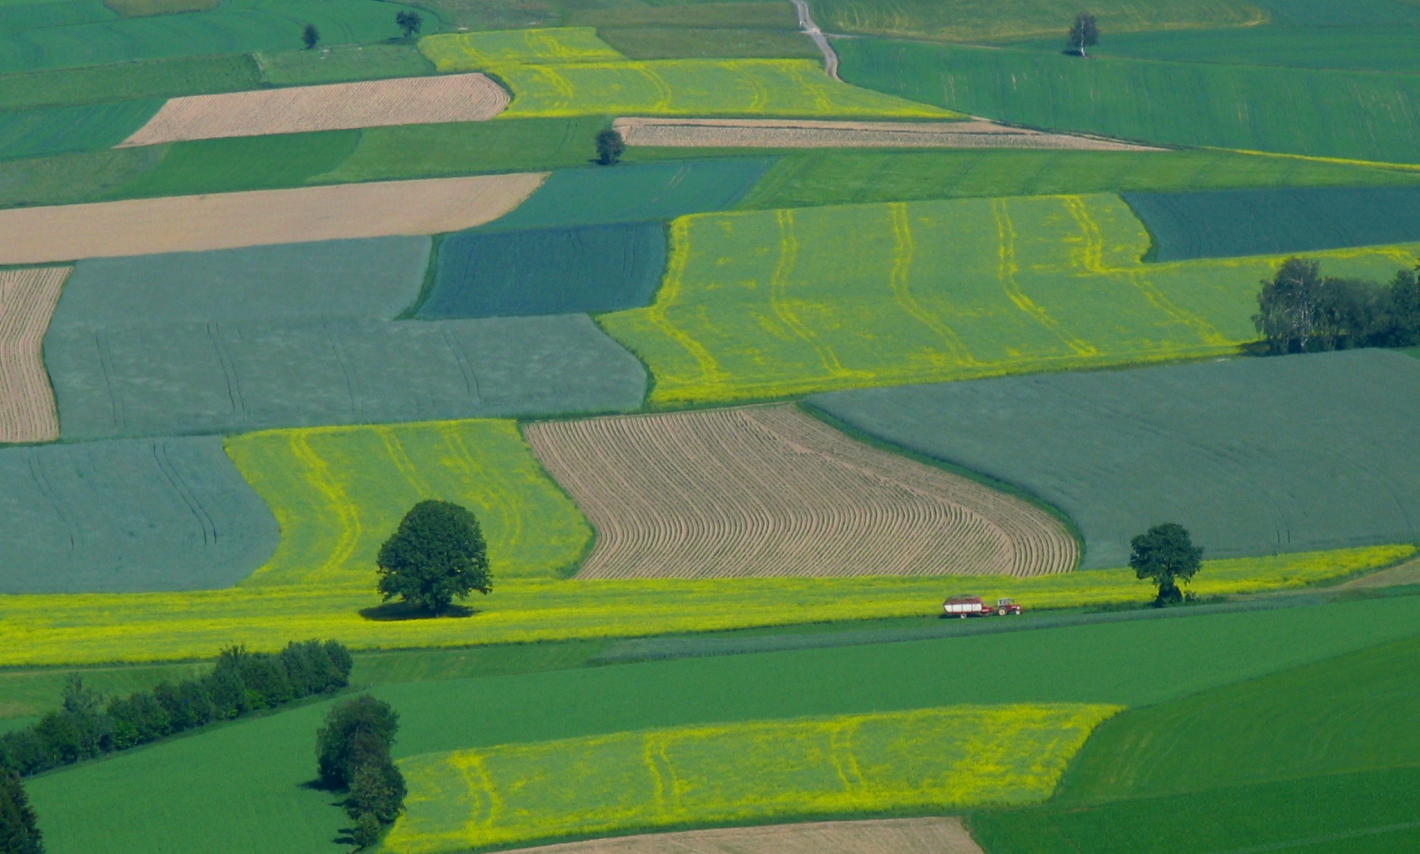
[790,0,840,80]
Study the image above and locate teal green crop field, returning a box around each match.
[0,100,159,160]
[0,53,260,110]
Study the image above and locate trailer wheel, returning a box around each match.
[997,608,1007,616]
[960,614,967,619]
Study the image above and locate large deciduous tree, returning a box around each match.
[376,500,491,615]
[1129,523,1203,606]
[396,10,422,39]
[1069,13,1099,57]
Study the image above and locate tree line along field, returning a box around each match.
[598,193,1420,405]
[524,405,1077,579]
[386,705,1117,853]
[25,593,1420,854]
[836,38,1420,164]
[225,419,591,587]
[811,349,1420,568]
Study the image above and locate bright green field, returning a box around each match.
[804,0,1261,42]
[970,634,1420,853]
[27,592,1420,854]
[838,38,1420,164]
[1049,25,1420,74]
[252,42,434,85]
[0,53,260,110]
[599,193,1420,405]
[739,149,1420,210]
[224,419,591,587]
[386,705,1117,853]
[492,59,957,119]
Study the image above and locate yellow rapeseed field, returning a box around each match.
[418,28,624,71]
[0,545,1404,667]
[384,705,1121,853]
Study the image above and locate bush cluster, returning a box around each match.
[0,640,351,777]
[0,773,42,854]
[317,696,407,850]
[1254,258,1420,354]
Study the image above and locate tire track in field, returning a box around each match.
[0,267,69,444]
[525,405,1076,579]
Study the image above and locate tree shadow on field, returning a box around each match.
[358,601,478,621]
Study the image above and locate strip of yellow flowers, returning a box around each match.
[385,704,1121,854]
[0,545,1406,667]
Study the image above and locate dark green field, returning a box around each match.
[0,100,159,160]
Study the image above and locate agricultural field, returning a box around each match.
[0,173,546,263]
[0,99,160,160]
[252,43,434,85]
[524,405,1077,578]
[613,117,1155,150]
[226,419,591,586]
[1058,24,1420,73]
[599,193,1419,404]
[0,266,68,443]
[0,435,277,593]
[0,53,261,111]
[117,73,509,145]
[418,27,624,70]
[386,705,1116,853]
[490,818,984,854]
[1124,185,1420,259]
[420,222,667,318]
[811,349,1420,568]
[837,39,1420,164]
[568,3,820,61]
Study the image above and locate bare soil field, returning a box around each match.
[0,174,546,264]
[119,74,509,146]
[524,404,1077,579]
[613,117,1159,150]
[496,817,984,854]
[0,267,68,444]
[1343,555,1420,589]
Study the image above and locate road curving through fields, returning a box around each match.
[0,267,68,444]
[524,404,1077,579]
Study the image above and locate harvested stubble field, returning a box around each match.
[483,818,984,854]
[0,435,277,593]
[601,193,1420,404]
[418,27,624,71]
[524,405,1076,579]
[613,117,1158,151]
[0,266,68,443]
[0,174,546,264]
[812,349,1420,568]
[45,313,646,440]
[0,544,1395,668]
[491,59,957,119]
[385,705,1117,853]
[118,73,510,146]
[225,419,591,587]
[1124,185,1420,260]
[420,222,666,318]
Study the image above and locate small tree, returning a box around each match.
[0,773,43,854]
[351,812,381,850]
[596,128,625,166]
[1129,523,1203,606]
[317,696,400,789]
[376,500,491,614]
[302,23,320,50]
[1068,13,1099,57]
[396,10,423,39]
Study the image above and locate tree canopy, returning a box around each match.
[1069,13,1099,57]
[596,128,625,165]
[1129,523,1203,606]
[1254,258,1420,354]
[376,500,491,615]
[0,774,42,854]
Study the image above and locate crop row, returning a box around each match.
[0,267,67,443]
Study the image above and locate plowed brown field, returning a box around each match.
[524,405,1077,579]
[491,817,984,854]
[119,74,509,146]
[0,267,69,444]
[613,117,1159,150]
[0,174,546,264]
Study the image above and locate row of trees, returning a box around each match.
[317,696,407,849]
[1254,259,1420,354]
[0,640,352,777]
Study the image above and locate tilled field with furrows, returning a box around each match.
[0,267,69,443]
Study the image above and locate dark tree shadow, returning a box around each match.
[359,601,478,621]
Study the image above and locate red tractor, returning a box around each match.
[942,596,1023,618]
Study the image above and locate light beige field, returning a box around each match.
[524,404,1077,579]
[613,117,1160,150]
[0,267,69,444]
[473,817,983,854]
[0,174,546,264]
[119,74,510,146]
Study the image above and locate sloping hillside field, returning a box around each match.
[385,706,1117,853]
[0,436,277,593]
[225,419,591,586]
[0,174,546,263]
[524,405,1076,578]
[599,193,1419,404]
[1124,186,1420,260]
[811,349,1420,568]
[118,74,508,146]
[0,266,68,443]
[420,223,666,318]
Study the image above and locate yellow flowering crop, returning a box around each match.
[385,704,1120,853]
[418,28,624,71]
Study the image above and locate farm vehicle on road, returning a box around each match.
[943,596,1023,618]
